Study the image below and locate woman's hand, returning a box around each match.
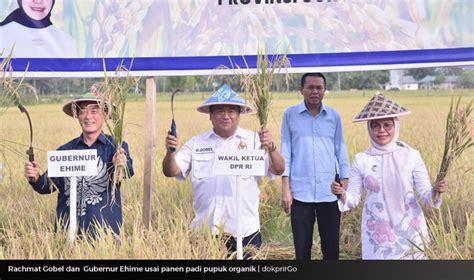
[433,179,448,194]
[331,180,346,201]
[432,179,447,202]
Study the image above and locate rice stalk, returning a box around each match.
[237,46,291,130]
[0,94,470,260]
[1,49,37,170]
[435,96,473,200]
[97,62,140,204]
[1,50,36,116]
[423,206,470,259]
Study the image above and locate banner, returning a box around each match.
[1,0,473,77]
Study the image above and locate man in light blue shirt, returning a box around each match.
[280,73,350,260]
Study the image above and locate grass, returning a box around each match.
[0,91,472,259]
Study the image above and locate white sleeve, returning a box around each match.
[175,138,193,180]
[265,151,276,181]
[338,154,364,212]
[412,150,442,208]
[253,131,277,181]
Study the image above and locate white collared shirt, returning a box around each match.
[176,127,275,237]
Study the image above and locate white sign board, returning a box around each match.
[213,148,265,176]
[47,150,98,177]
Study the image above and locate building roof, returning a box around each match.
[445,75,458,82]
[419,75,458,84]
[398,75,417,84]
[419,75,436,83]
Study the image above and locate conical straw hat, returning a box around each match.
[196,83,253,114]
[62,92,104,117]
[353,92,411,122]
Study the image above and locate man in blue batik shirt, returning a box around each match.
[280,73,350,260]
[24,93,134,238]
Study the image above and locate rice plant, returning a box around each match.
[0,93,472,259]
[435,95,473,201]
[97,63,140,204]
[237,47,291,130]
[1,50,38,167]
[1,50,36,116]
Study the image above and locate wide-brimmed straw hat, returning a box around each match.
[62,92,103,117]
[353,92,411,122]
[196,84,253,114]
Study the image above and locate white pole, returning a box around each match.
[69,176,77,244]
[236,175,243,260]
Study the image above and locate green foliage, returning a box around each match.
[434,72,446,85]
[407,67,437,81]
[459,71,474,88]
[436,67,464,76]
[333,71,390,90]
[168,76,196,92]
[7,67,473,97]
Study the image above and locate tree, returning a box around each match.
[434,72,446,85]
[459,71,474,88]
[437,67,463,76]
[407,68,436,81]
[338,71,389,90]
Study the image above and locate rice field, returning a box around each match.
[0,90,472,259]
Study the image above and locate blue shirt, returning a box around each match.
[30,133,134,237]
[280,101,350,203]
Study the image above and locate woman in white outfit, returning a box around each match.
[331,93,448,259]
[0,0,77,58]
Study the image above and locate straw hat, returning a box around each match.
[353,92,411,122]
[62,92,103,117]
[196,84,253,114]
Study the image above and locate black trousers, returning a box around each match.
[224,231,262,260]
[290,199,341,260]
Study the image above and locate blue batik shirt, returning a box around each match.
[30,133,134,237]
[280,101,350,203]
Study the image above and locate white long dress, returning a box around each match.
[338,147,441,259]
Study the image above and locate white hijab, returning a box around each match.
[365,117,412,227]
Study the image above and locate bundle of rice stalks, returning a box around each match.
[97,63,140,203]
[237,47,291,130]
[435,95,473,199]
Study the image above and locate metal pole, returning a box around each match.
[69,176,77,244]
